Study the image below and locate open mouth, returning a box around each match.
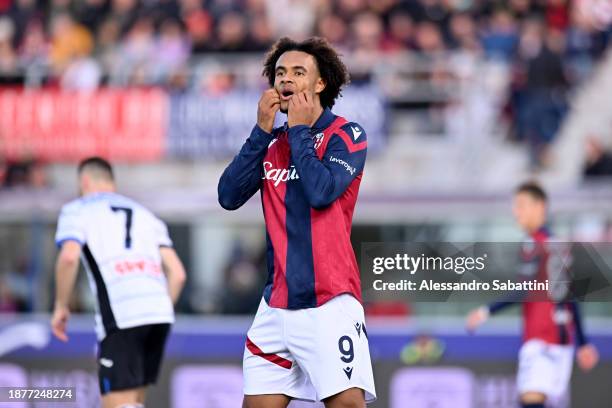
[280,90,294,101]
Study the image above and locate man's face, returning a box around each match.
[512,192,546,232]
[274,50,324,113]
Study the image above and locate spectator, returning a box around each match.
[108,0,139,33]
[114,15,156,85]
[155,17,190,80]
[183,8,214,53]
[519,25,569,167]
[316,13,349,48]
[509,0,537,20]
[481,9,519,61]
[335,0,368,21]
[95,17,121,78]
[351,11,385,71]
[418,0,451,25]
[215,11,248,52]
[414,21,445,54]
[265,0,316,39]
[2,159,47,189]
[448,12,480,53]
[0,17,18,81]
[584,136,612,178]
[383,10,415,52]
[0,0,10,14]
[218,243,264,314]
[352,11,385,53]
[74,0,110,34]
[0,278,27,312]
[8,0,41,47]
[247,13,274,52]
[49,12,94,73]
[18,20,48,73]
[60,54,101,90]
[545,0,569,31]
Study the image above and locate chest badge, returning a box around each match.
[313,132,325,150]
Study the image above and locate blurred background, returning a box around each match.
[1,0,612,407]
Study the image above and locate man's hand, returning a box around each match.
[288,92,317,128]
[577,343,599,372]
[51,306,70,342]
[257,89,280,133]
[466,306,489,332]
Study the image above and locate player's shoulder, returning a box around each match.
[329,117,367,151]
[112,194,157,217]
[59,198,85,217]
[339,119,366,138]
[118,195,164,223]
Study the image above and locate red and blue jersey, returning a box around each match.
[218,108,366,309]
[489,226,588,346]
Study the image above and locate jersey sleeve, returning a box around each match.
[55,203,85,247]
[155,217,173,248]
[288,121,367,209]
[488,300,518,314]
[218,124,276,210]
[569,301,588,346]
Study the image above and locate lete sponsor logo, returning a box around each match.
[262,161,300,186]
[329,156,356,175]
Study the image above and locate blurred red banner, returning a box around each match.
[0,88,168,162]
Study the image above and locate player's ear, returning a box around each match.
[315,77,325,94]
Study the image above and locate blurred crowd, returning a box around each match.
[1,0,612,313]
[0,0,610,165]
[0,0,609,88]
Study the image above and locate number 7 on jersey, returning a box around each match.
[111,206,133,249]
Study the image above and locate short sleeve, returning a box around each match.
[155,217,173,248]
[55,203,86,247]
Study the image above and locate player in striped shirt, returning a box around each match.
[467,182,599,408]
[51,157,186,408]
[219,37,376,407]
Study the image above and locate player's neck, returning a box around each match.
[83,184,116,196]
[309,104,325,127]
[525,222,546,235]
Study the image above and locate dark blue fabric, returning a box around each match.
[218,124,275,210]
[570,301,588,346]
[287,115,367,209]
[284,164,316,308]
[262,230,275,305]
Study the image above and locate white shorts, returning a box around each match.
[517,339,574,399]
[243,295,376,403]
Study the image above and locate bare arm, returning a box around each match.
[51,241,82,342]
[160,247,186,305]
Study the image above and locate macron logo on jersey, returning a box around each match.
[263,161,300,186]
[351,126,362,140]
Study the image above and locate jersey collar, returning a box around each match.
[311,107,336,131]
[531,225,550,241]
[283,107,336,132]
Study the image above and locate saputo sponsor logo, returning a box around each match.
[262,161,300,186]
[329,156,356,175]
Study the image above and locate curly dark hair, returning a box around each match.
[262,37,350,109]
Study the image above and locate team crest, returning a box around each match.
[313,132,325,149]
